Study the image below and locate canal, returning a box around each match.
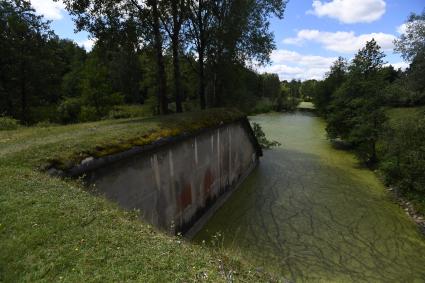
[194,111,425,282]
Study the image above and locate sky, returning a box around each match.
[30,0,424,81]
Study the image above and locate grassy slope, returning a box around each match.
[0,109,272,282]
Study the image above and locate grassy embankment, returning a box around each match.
[0,108,274,282]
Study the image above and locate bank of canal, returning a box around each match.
[195,111,425,282]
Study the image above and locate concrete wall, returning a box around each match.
[85,120,260,234]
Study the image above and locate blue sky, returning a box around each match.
[30,0,424,81]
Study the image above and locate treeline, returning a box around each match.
[0,0,288,124]
[307,11,425,211]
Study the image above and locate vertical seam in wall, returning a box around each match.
[228,127,231,185]
[153,154,161,191]
[194,137,198,165]
[217,129,220,190]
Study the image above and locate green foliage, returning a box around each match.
[313,57,347,116]
[57,97,83,124]
[251,122,281,149]
[0,1,87,123]
[251,98,275,114]
[0,116,20,131]
[393,11,425,105]
[80,56,124,120]
[380,112,425,195]
[326,40,388,164]
[299,80,317,101]
[0,0,290,124]
[394,10,425,62]
[107,104,154,119]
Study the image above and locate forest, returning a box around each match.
[0,0,290,125]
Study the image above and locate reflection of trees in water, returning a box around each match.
[199,147,425,282]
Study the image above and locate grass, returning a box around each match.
[0,108,274,282]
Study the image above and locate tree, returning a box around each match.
[313,57,347,116]
[186,0,214,109]
[160,0,186,113]
[394,10,425,104]
[186,0,287,109]
[80,55,123,120]
[394,10,425,62]
[0,0,65,123]
[299,80,317,101]
[60,0,169,114]
[326,39,388,164]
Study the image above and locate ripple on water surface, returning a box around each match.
[194,112,425,282]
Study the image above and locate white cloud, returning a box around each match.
[308,0,386,24]
[31,0,66,20]
[78,38,96,51]
[258,50,337,81]
[283,29,396,53]
[386,62,409,70]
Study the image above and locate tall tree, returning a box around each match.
[186,0,287,109]
[60,0,169,114]
[313,57,347,116]
[186,0,213,109]
[326,39,387,163]
[394,10,425,62]
[160,0,186,113]
[0,0,59,122]
[394,10,425,101]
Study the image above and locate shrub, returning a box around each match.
[251,98,274,114]
[58,97,83,124]
[251,122,281,149]
[79,106,100,122]
[0,116,20,131]
[108,104,153,119]
[380,113,425,194]
[29,105,60,124]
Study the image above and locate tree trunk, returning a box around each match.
[20,60,27,123]
[150,0,168,114]
[197,1,206,110]
[370,140,377,164]
[198,47,206,110]
[171,1,182,113]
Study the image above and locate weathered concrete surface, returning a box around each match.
[84,120,261,234]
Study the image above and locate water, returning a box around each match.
[194,112,425,282]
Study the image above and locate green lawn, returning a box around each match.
[0,109,273,282]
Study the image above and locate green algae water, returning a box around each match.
[194,112,425,282]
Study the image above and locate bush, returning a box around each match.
[28,105,60,124]
[0,116,20,131]
[108,104,153,119]
[78,106,101,122]
[58,97,83,124]
[250,98,274,114]
[380,113,425,194]
[251,122,281,149]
